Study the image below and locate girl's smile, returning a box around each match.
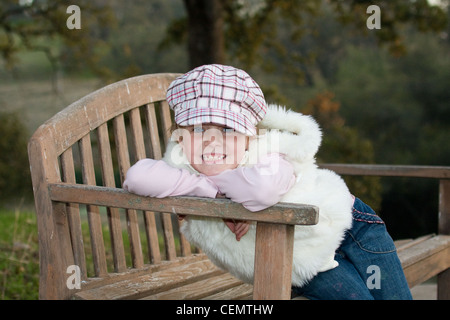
[202,153,226,164]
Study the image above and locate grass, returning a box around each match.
[0,205,185,300]
[0,208,39,300]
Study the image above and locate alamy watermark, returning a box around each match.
[65,4,380,31]
[66,265,81,289]
[66,5,81,30]
[366,5,381,30]
[366,265,381,289]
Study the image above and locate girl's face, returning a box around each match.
[175,124,249,176]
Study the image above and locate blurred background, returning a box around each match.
[0,0,449,299]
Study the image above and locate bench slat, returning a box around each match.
[202,283,254,300]
[140,272,243,300]
[395,234,435,252]
[60,148,88,279]
[79,134,108,277]
[74,258,224,300]
[398,235,450,288]
[97,122,128,272]
[113,114,144,269]
[320,164,450,179]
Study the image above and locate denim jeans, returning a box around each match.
[292,198,413,300]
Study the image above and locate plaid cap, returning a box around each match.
[166,64,267,136]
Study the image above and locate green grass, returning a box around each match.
[0,206,185,300]
[0,208,39,300]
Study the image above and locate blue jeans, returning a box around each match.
[292,198,413,300]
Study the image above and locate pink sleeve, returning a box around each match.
[208,154,295,211]
[123,159,218,198]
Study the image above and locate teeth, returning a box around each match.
[203,154,225,162]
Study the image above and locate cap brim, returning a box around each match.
[174,107,257,136]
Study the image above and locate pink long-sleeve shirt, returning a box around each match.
[123,154,295,212]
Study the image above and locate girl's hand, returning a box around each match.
[223,219,250,241]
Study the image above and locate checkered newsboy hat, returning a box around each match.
[166,64,267,136]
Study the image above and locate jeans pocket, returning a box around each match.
[346,224,397,254]
[348,198,397,254]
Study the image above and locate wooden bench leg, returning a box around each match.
[253,223,294,300]
[438,269,450,300]
[438,179,450,300]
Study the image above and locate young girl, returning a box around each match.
[123,64,412,300]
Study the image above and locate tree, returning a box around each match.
[0,0,116,88]
[164,0,447,72]
[184,0,225,68]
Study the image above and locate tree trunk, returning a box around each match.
[183,0,225,68]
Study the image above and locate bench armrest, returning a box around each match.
[48,183,319,226]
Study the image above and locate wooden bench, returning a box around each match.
[28,73,318,300]
[28,74,450,300]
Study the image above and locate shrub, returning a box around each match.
[0,112,32,204]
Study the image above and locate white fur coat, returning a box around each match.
[162,105,353,287]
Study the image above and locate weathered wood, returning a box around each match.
[30,74,179,158]
[202,283,254,300]
[143,210,162,264]
[144,103,163,160]
[253,223,295,300]
[320,163,450,179]
[178,218,192,257]
[28,135,73,299]
[438,179,450,299]
[161,212,177,260]
[48,183,319,226]
[398,235,450,288]
[60,148,88,279]
[159,100,173,146]
[78,254,209,291]
[113,114,144,269]
[79,134,108,277]
[74,258,223,300]
[141,272,242,300]
[395,234,435,252]
[439,179,450,236]
[96,123,127,272]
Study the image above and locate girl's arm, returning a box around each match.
[208,153,295,212]
[123,159,218,198]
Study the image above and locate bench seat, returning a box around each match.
[396,234,450,288]
[72,234,450,300]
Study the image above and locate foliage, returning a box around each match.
[0,0,117,81]
[162,0,447,73]
[302,91,382,211]
[332,0,448,56]
[100,0,187,78]
[0,112,32,204]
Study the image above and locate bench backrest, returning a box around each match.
[29,74,184,298]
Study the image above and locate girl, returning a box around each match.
[123,64,412,300]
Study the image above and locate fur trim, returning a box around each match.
[257,104,322,162]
